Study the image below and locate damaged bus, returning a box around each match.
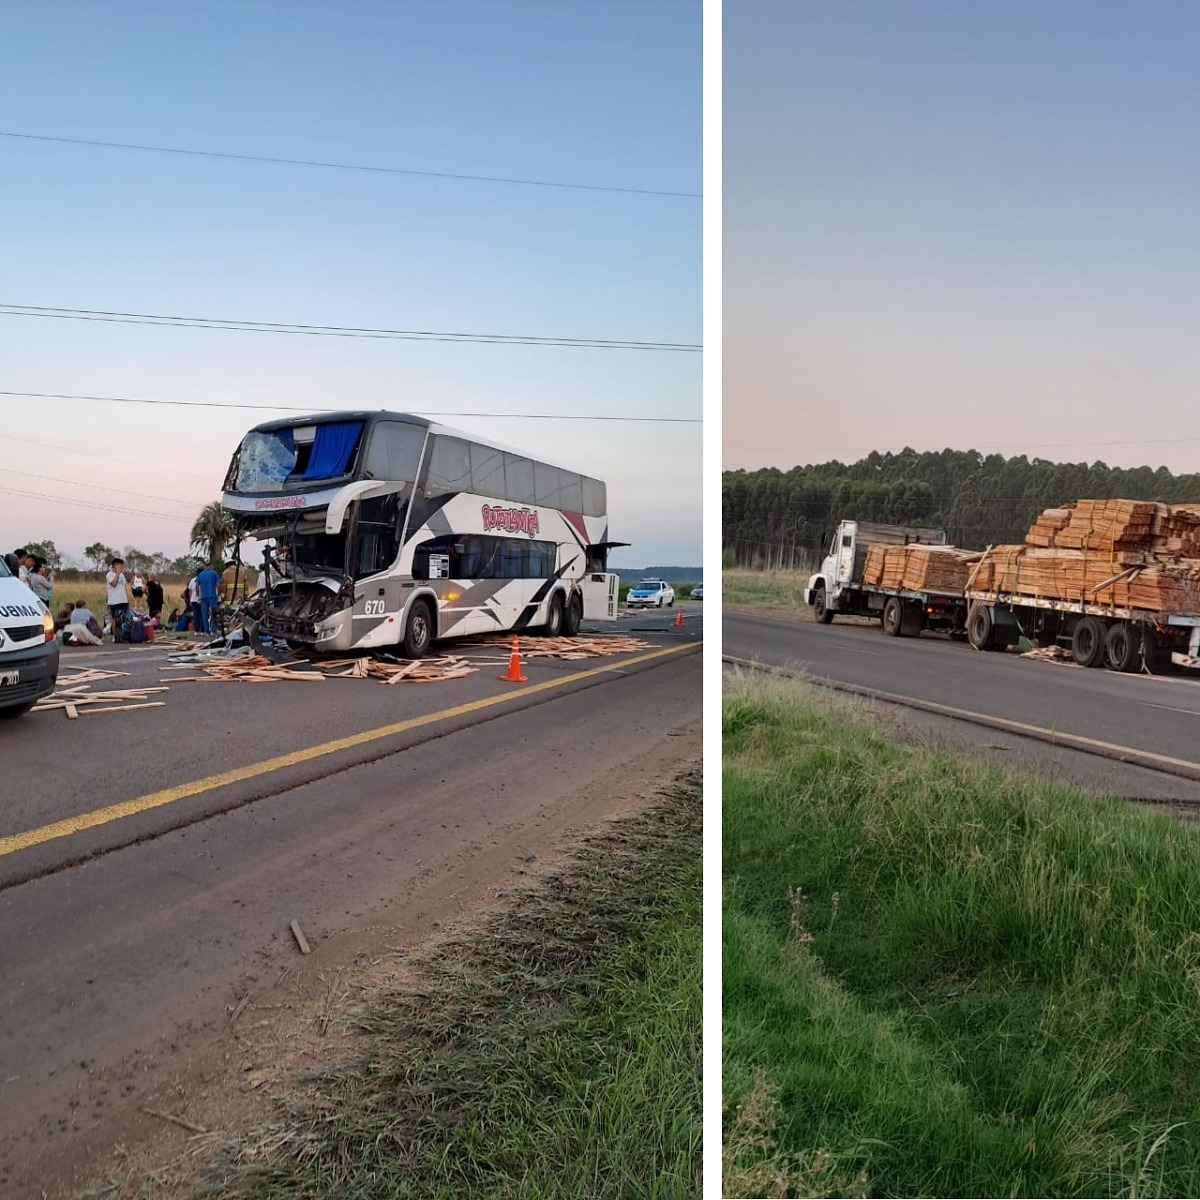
[221,410,622,658]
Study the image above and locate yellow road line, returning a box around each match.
[2,643,699,859]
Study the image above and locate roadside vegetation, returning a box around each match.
[724,670,1200,1198]
[100,774,701,1199]
[722,567,810,614]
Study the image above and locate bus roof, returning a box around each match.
[240,409,604,484]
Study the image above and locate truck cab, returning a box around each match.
[805,520,947,623]
[0,557,59,718]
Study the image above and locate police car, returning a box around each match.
[626,579,676,609]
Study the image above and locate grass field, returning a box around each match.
[724,670,1200,1198]
[108,773,701,1199]
[722,568,811,614]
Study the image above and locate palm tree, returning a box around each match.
[190,502,237,564]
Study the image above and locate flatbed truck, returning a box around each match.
[804,520,969,638]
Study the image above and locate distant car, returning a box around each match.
[690,583,703,600]
[627,579,675,609]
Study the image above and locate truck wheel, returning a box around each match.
[1143,633,1174,674]
[900,601,924,638]
[813,586,834,625]
[401,599,433,659]
[967,603,995,651]
[1104,622,1141,672]
[882,597,904,637]
[1071,617,1107,668]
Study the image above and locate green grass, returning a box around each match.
[724,671,1200,1198]
[183,775,702,1200]
[722,568,812,613]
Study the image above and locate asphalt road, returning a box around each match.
[0,608,702,1196]
[724,607,1200,800]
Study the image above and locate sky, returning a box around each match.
[724,1,1200,478]
[0,2,701,569]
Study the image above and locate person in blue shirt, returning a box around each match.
[196,562,222,634]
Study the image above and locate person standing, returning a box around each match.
[131,568,146,603]
[146,572,164,620]
[187,574,203,634]
[197,561,222,634]
[106,557,131,639]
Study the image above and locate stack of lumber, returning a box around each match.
[862,544,980,594]
[1024,499,1200,560]
[968,499,1200,613]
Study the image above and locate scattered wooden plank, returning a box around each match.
[141,1107,208,1135]
[65,703,78,720]
[83,702,166,715]
[290,920,311,956]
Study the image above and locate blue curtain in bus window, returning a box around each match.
[302,421,363,480]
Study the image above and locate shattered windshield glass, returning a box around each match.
[236,431,297,491]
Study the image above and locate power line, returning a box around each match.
[0,130,702,199]
[0,390,701,422]
[0,467,208,509]
[0,305,701,353]
[0,484,192,523]
[4,431,216,482]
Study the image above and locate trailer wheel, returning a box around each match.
[1143,632,1174,674]
[882,596,905,637]
[1104,622,1141,673]
[1071,617,1107,668]
[813,585,834,625]
[967,603,995,651]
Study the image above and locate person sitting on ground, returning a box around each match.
[64,600,103,645]
[54,604,73,632]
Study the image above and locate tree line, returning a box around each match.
[723,448,1200,569]
[18,502,241,576]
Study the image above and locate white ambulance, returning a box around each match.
[0,557,58,718]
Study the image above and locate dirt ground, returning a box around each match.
[6,728,701,1200]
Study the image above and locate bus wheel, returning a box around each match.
[563,592,583,637]
[401,600,433,659]
[1104,622,1141,672]
[1071,617,1107,668]
[543,593,564,637]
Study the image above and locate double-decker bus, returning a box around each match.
[220,410,622,657]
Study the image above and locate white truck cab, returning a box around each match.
[805,520,947,623]
[0,557,59,718]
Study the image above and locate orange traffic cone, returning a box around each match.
[675,605,685,628]
[501,636,527,682]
